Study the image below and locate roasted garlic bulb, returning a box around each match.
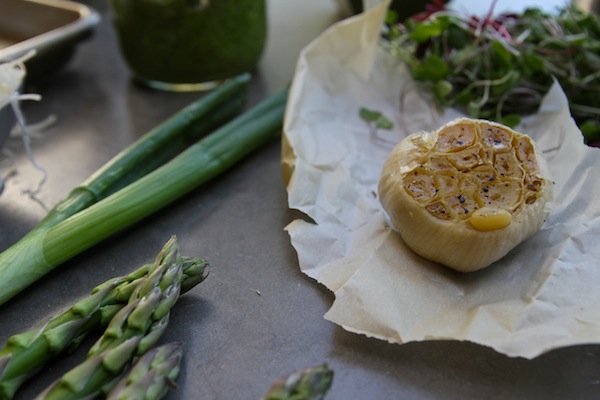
[378,118,553,272]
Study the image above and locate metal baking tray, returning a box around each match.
[0,0,100,80]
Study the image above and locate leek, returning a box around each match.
[0,79,287,306]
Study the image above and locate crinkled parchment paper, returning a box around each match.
[282,0,600,359]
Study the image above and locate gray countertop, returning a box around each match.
[1,1,599,399]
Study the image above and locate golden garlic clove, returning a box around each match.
[378,118,553,272]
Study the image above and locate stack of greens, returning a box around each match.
[383,4,600,143]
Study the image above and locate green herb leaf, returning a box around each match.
[522,52,545,74]
[501,114,521,128]
[359,107,394,130]
[580,120,600,143]
[446,23,472,49]
[385,10,398,26]
[359,107,380,122]
[467,101,481,118]
[434,80,453,102]
[412,54,449,82]
[490,40,513,70]
[375,115,394,130]
[409,19,447,43]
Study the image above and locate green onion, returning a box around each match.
[37,73,251,230]
[0,78,287,306]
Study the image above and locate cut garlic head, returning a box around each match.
[378,118,553,272]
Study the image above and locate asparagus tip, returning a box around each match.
[263,363,334,400]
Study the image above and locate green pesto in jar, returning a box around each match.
[109,0,266,85]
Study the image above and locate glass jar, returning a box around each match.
[108,0,267,91]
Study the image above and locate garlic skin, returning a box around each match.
[378,118,553,272]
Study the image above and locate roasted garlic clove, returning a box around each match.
[378,118,553,272]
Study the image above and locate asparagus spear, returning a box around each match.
[34,236,186,400]
[0,237,206,400]
[263,364,334,400]
[105,341,183,400]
